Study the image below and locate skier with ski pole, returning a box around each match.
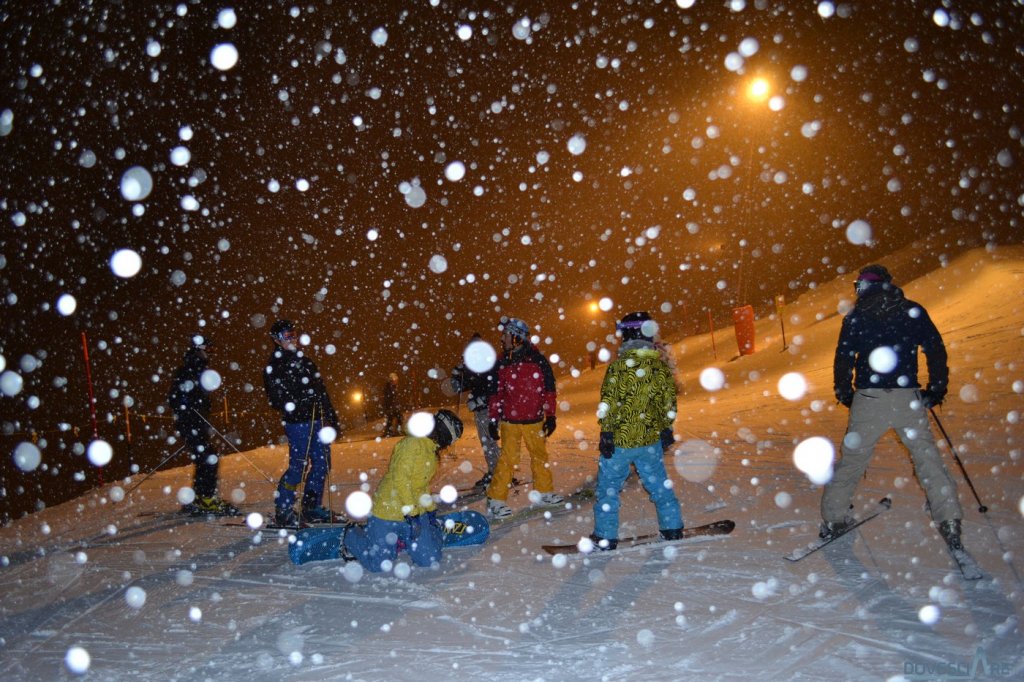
[823,264,979,577]
[167,334,239,515]
[264,320,341,527]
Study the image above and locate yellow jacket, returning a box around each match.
[372,436,439,521]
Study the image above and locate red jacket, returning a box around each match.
[489,343,557,424]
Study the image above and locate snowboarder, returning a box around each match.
[382,372,404,437]
[343,409,464,571]
[823,264,964,551]
[263,319,341,526]
[589,312,683,550]
[450,333,501,488]
[167,334,239,515]
[484,317,563,518]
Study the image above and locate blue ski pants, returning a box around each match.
[593,441,682,540]
[344,511,444,572]
[276,420,331,512]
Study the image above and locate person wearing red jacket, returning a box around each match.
[485,317,563,518]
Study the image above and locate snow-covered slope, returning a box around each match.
[1,246,1022,681]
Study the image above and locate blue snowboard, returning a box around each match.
[289,510,490,565]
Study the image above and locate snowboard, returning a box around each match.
[542,519,735,555]
[784,497,891,562]
[288,509,490,565]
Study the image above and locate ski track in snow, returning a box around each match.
[1,247,1023,680]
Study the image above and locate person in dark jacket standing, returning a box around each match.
[822,264,965,551]
[485,317,563,518]
[450,333,501,488]
[168,334,239,515]
[382,372,404,437]
[264,320,340,526]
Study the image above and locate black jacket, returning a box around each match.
[168,348,211,427]
[263,347,339,426]
[450,363,499,412]
[833,282,948,399]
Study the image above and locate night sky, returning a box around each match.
[1,1,1022,519]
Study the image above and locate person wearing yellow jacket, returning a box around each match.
[344,410,463,572]
[590,312,683,550]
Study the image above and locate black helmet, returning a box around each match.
[432,409,464,449]
[617,311,657,341]
[269,319,295,339]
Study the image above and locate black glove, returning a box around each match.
[835,389,854,408]
[542,415,556,438]
[660,429,674,450]
[599,432,615,459]
[488,420,500,441]
[920,389,945,409]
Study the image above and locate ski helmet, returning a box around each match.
[432,409,464,449]
[617,311,658,341]
[501,317,530,341]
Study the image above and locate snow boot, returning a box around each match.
[818,519,851,540]
[301,506,339,524]
[538,492,564,505]
[191,496,240,516]
[938,519,964,552]
[487,497,513,519]
[660,527,684,541]
[275,507,299,527]
[589,534,618,551]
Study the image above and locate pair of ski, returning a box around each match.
[783,497,982,580]
[541,519,736,555]
[223,510,348,531]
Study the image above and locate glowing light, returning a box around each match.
[747,77,771,102]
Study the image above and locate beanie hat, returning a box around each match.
[856,264,893,284]
[617,311,658,341]
[269,319,295,339]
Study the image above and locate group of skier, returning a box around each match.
[167,262,970,573]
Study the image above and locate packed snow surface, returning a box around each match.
[2,246,1022,680]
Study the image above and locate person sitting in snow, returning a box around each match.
[823,264,964,551]
[589,312,683,550]
[344,409,464,572]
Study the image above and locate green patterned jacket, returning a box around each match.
[598,341,677,448]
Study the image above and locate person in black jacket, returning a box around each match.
[168,335,239,515]
[264,320,340,526]
[822,264,964,551]
[450,333,501,488]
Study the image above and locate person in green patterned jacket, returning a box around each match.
[589,311,683,551]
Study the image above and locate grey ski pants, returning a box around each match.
[822,388,962,524]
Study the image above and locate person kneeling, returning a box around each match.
[344,410,463,572]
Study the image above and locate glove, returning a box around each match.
[660,429,674,451]
[542,415,557,438]
[920,389,945,409]
[488,420,500,441]
[599,432,615,459]
[835,389,854,408]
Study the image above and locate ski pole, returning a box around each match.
[122,443,188,498]
[929,408,988,514]
[191,409,277,483]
